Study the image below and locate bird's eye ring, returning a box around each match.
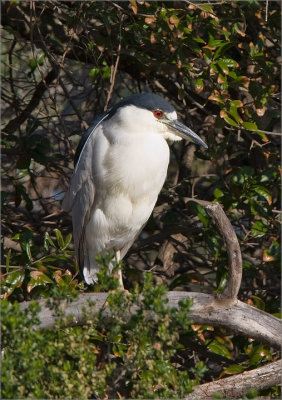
[154,110,163,119]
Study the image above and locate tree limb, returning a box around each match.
[205,202,242,299]
[186,200,242,300]
[19,291,281,349]
[186,359,282,399]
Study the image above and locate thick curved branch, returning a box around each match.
[205,202,242,299]
[186,359,282,399]
[187,200,242,299]
[19,291,281,349]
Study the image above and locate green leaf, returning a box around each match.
[200,4,213,13]
[223,115,238,127]
[251,220,268,237]
[251,295,265,311]
[221,364,245,376]
[61,233,72,251]
[89,67,100,78]
[29,58,37,71]
[3,269,25,295]
[255,130,268,141]
[214,42,233,58]
[44,232,56,251]
[230,100,243,108]
[208,339,231,359]
[217,59,229,74]
[194,78,204,93]
[55,229,64,249]
[252,186,272,205]
[231,166,254,185]
[220,58,238,68]
[241,121,258,131]
[206,33,222,48]
[194,203,209,227]
[37,53,45,66]
[249,345,270,366]
[216,271,228,293]
[40,255,74,263]
[213,188,224,200]
[27,272,53,292]
[25,243,33,262]
[228,103,242,123]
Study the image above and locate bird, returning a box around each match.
[62,93,208,287]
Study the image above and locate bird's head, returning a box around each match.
[108,93,208,149]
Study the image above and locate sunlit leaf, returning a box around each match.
[252,186,272,205]
[220,364,245,377]
[2,269,25,295]
[208,340,231,359]
[55,229,64,249]
[251,220,268,237]
[241,121,258,131]
[194,78,204,93]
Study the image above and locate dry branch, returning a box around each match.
[19,291,281,349]
[205,203,242,299]
[186,200,243,300]
[186,359,282,399]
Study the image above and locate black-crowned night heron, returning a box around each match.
[63,93,208,287]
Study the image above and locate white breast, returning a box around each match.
[86,126,170,254]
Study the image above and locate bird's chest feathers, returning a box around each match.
[103,133,169,200]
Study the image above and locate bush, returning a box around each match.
[2,273,207,399]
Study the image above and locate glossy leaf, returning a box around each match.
[251,220,268,237]
[194,78,204,93]
[208,340,231,359]
[54,229,64,249]
[220,364,245,377]
[2,269,25,295]
[241,121,258,131]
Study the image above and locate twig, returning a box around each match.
[104,12,123,111]
[265,0,269,22]
[58,77,89,130]
[3,68,59,135]
[104,43,121,111]
[254,129,282,136]
[184,0,218,19]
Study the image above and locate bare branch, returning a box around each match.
[19,291,281,349]
[186,359,281,399]
[3,68,59,135]
[104,42,121,111]
[186,200,242,300]
[205,202,242,299]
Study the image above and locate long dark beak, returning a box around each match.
[164,119,208,149]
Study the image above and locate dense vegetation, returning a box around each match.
[1,1,281,398]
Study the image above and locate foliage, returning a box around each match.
[1,1,281,398]
[2,229,79,300]
[2,273,206,399]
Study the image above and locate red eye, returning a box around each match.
[154,109,163,119]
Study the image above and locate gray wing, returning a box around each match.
[62,110,110,268]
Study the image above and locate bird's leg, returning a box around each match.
[115,250,124,289]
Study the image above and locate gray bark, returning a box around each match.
[186,359,282,399]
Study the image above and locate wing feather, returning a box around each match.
[62,110,110,268]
